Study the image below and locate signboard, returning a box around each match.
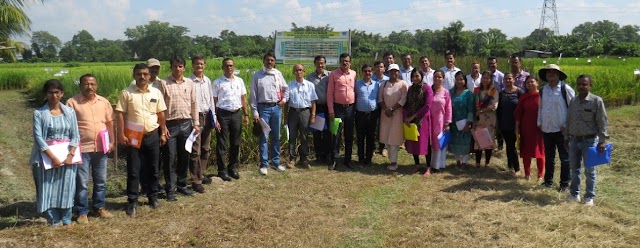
[274,31,351,65]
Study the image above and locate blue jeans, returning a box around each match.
[257,104,282,167]
[46,208,72,226]
[569,138,598,199]
[75,152,108,215]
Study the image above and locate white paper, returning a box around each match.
[259,118,271,133]
[41,142,82,170]
[284,125,289,142]
[455,119,467,131]
[100,129,109,154]
[309,115,326,131]
[184,129,199,153]
[437,131,444,140]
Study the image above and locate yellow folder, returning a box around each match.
[403,123,419,141]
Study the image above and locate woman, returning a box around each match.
[497,73,524,175]
[473,71,498,167]
[449,71,474,166]
[403,68,433,175]
[429,70,452,172]
[515,76,545,181]
[29,79,80,226]
[378,64,408,171]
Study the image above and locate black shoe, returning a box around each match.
[328,161,336,170]
[148,198,159,209]
[202,177,213,185]
[166,192,177,201]
[192,183,206,194]
[344,161,354,169]
[541,182,553,188]
[126,202,137,217]
[218,171,232,181]
[229,169,240,180]
[177,187,193,196]
[559,184,570,193]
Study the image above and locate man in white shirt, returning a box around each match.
[188,56,217,193]
[537,64,575,192]
[212,58,250,180]
[418,56,434,86]
[440,52,461,90]
[466,61,481,91]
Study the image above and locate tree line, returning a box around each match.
[10,20,640,63]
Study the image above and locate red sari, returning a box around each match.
[514,92,544,158]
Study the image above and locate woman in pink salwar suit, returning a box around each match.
[429,70,452,173]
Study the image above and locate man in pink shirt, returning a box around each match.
[327,53,357,170]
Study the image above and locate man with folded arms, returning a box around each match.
[116,63,167,217]
[188,55,216,193]
[563,75,609,206]
[159,55,199,200]
[212,58,249,180]
[67,74,115,224]
[327,53,357,170]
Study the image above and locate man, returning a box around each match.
[67,74,114,224]
[355,64,380,167]
[160,55,199,200]
[129,58,165,89]
[306,55,331,163]
[418,56,434,86]
[537,64,575,191]
[509,55,530,89]
[286,64,318,169]
[487,57,505,91]
[372,60,389,157]
[188,55,216,193]
[212,58,249,180]
[115,63,167,217]
[383,52,395,73]
[327,53,357,170]
[440,52,461,90]
[564,75,609,206]
[250,52,289,175]
[399,54,414,84]
[466,61,481,91]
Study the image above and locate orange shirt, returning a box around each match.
[327,68,357,114]
[67,94,114,153]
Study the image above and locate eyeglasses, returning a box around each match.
[47,90,63,95]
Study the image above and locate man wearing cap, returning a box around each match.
[563,74,609,206]
[306,55,331,163]
[418,56,434,87]
[159,55,199,200]
[440,52,461,90]
[399,54,414,84]
[509,55,529,89]
[537,64,575,191]
[188,55,217,193]
[327,53,357,170]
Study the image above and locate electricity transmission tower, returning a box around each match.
[539,0,559,35]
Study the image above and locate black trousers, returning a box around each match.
[163,119,193,192]
[332,104,355,163]
[501,129,520,172]
[216,108,243,172]
[355,110,379,164]
[127,129,160,203]
[312,104,332,160]
[543,131,570,186]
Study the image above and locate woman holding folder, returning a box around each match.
[429,70,452,173]
[449,71,475,166]
[29,79,80,226]
[403,68,433,175]
[473,71,498,167]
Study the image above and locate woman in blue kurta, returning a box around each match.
[29,79,80,226]
[403,68,433,175]
[449,71,475,166]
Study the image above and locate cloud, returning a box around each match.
[144,9,164,20]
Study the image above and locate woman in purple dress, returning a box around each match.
[403,68,433,176]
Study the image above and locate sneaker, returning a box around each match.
[564,194,581,203]
[271,164,286,172]
[192,183,206,194]
[386,163,398,171]
[76,214,89,224]
[259,167,268,175]
[177,187,193,196]
[559,185,570,193]
[381,148,388,157]
[287,160,296,169]
[584,197,594,206]
[95,208,113,219]
[328,161,336,170]
[301,160,311,169]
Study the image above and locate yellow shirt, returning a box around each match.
[115,84,167,133]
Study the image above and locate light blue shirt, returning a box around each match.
[537,82,576,133]
[492,69,505,91]
[355,79,380,112]
[287,79,318,109]
[372,74,389,86]
[400,66,414,83]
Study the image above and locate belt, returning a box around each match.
[289,107,310,112]
[573,134,596,141]
[258,102,277,107]
[144,128,158,136]
[217,108,241,115]
[335,103,353,108]
[166,119,190,125]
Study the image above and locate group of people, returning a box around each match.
[29,52,609,226]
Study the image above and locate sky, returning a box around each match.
[19,0,640,43]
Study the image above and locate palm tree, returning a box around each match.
[1,0,43,38]
[0,38,27,62]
